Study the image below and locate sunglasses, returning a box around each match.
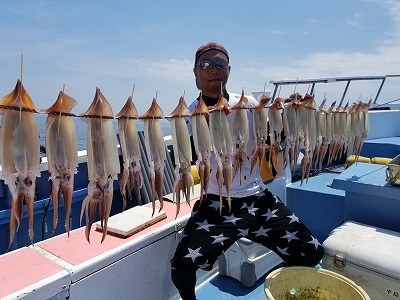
[197,58,229,70]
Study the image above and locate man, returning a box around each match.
[170,42,324,300]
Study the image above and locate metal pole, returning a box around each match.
[340,80,351,104]
[271,84,279,101]
[374,77,386,104]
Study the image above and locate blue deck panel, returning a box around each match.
[331,162,399,200]
[361,136,400,159]
[331,162,400,232]
[286,172,345,243]
[196,272,269,300]
[196,265,322,299]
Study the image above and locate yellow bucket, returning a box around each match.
[264,267,370,300]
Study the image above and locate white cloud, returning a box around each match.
[270,29,284,35]
[233,0,400,105]
[305,18,317,24]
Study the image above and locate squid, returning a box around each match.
[342,102,353,159]
[282,94,300,173]
[41,91,78,236]
[208,92,233,213]
[292,93,305,174]
[79,88,120,243]
[302,96,317,183]
[139,98,166,216]
[321,101,336,168]
[313,99,327,172]
[328,100,347,165]
[231,89,249,184]
[351,100,371,162]
[115,95,142,211]
[250,94,271,174]
[166,96,194,218]
[296,95,312,184]
[191,96,212,203]
[0,80,40,250]
[268,97,284,166]
[346,102,359,158]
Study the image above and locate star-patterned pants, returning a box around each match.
[171,188,324,299]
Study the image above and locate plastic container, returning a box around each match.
[219,238,283,287]
[323,221,400,300]
[264,266,370,300]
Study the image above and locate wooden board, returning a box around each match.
[95,206,167,238]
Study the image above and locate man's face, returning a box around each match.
[193,50,230,97]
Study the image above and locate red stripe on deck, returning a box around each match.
[0,247,64,298]
[37,201,193,266]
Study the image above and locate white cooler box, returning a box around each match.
[218,238,283,287]
[322,221,400,300]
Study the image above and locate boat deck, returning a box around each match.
[196,271,270,300]
[0,104,399,299]
[0,200,193,300]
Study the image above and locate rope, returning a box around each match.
[0,105,37,113]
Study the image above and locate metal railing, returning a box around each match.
[269,74,400,104]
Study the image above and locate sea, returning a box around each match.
[32,114,172,152]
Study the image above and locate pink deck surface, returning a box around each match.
[0,247,65,298]
[37,200,193,266]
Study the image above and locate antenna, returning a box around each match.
[131,83,135,99]
[20,54,23,83]
[19,54,24,122]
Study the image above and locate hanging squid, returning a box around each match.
[115,94,142,211]
[250,94,271,174]
[297,94,316,184]
[350,99,371,162]
[166,96,194,218]
[231,89,249,184]
[191,96,212,203]
[321,101,336,169]
[268,97,284,166]
[313,99,327,172]
[41,90,78,236]
[79,88,120,243]
[208,92,233,213]
[328,99,348,165]
[302,95,317,183]
[282,94,300,173]
[139,98,166,216]
[0,80,40,250]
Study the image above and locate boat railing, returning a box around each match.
[270,74,400,106]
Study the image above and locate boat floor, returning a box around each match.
[195,264,285,300]
[196,272,270,300]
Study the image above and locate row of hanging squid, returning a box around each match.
[280,92,371,183]
[154,89,370,218]
[0,79,370,252]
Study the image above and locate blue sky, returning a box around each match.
[1,0,399,115]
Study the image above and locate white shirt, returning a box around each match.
[187,92,265,198]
